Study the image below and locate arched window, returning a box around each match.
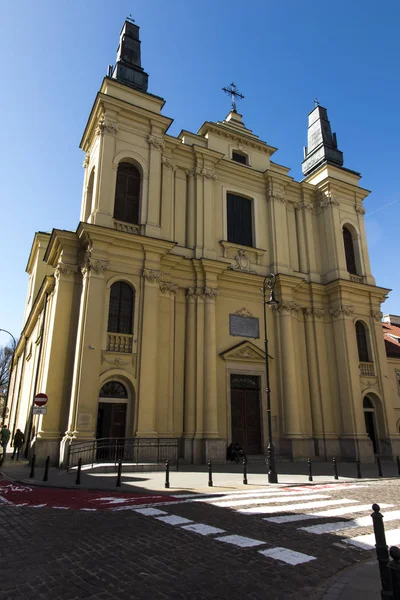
[113,162,141,224]
[356,321,371,362]
[83,168,95,222]
[343,226,357,274]
[99,381,128,398]
[107,282,134,334]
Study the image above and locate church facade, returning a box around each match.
[7,20,400,465]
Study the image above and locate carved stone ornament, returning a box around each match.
[159,281,179,295]
[303,307,326,319]
[355,203,366,215]
[272,301,301,314]
[203,287,219,300]
[54,262,78,280]
[95,115,117,136]
[202,169,217,180]
[297,201,313,212]
[101,352,132,368]
[143,268,163,284]
[161,156,176,171]
[232,347,261,360]
[82,153,90,169]
[268,190,287,204]
[329,305,354,318]
[81,253,109,276]
[228,249,256,274]
[187,167,216,179]
[320,193,340,209]
[234,307,254,318]
[147,135,165,151]
[371,310,383,322]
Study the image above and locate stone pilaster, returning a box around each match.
[136,267,162,437]
[203,287,219,438]
[183,288,197,462]
[145,133,164,234]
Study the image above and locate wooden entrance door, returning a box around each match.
[96,402,127,439]
[231,375,262,455]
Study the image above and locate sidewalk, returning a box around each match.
[321,558,380,599]
[1,454,398,493]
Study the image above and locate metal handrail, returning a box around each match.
[66,437,179,471]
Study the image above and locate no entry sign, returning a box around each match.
[34,393,48,407]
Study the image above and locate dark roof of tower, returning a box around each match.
[302,105,344,177]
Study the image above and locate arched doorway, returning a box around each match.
[363,396,379,454]
[97,381,128,439]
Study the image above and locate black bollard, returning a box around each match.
[75,458,82,485]
[397,456,400,477]
[208,459,213,487]
[43,456,50,482]
[389,546,400,597]
[165,460,170,489]
[333,457,339,480]
[308,458,313,482]
[371,504,392,596]
[29,454,36,479]
[116,458,122,487]
[243,457,248,485]
[377,456,383,478]
[356,456,362,479]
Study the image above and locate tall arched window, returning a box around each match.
[343,226,357,274]
[113,162,141,224]
[356,321,371,362]
[107,282,134,334]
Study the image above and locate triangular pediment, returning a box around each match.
[220,341,273,362]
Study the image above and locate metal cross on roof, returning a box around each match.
[314,98,320,107]
[127,14,135,23]
[222,82,245,113]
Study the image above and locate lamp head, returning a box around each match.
[267,290,278,305]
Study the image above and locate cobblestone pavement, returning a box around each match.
[1,479,398,599]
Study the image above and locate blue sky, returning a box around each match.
[1,0,399,346]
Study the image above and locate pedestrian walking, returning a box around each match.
[11,429,24,461]
[0,424,11,462]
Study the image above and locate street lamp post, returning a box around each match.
[0,329,17,424]
[262,274,278,484]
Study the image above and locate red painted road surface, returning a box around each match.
[0,480,357,511]
[0,480,179,511]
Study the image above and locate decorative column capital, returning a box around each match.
[320,192,340,209]
[187,166,202,179]
[303,307,326,319]
[203,287,219,300]
[355,203,366,215]
[371,310,383,322]
[329,304,354,319]
[297,201,313,212]
[159,281,179,296]
[268,190,287,204]
[143,268,163,284]
[202,169,216,180]
[81,253,108,277]
[147,134,165,151]
[161,156,176,171]
[54,262,78,281]
[95,115,117,136]
[272,301,301,314]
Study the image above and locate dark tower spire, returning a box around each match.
[302,104,344,177]
[110,18,149,93]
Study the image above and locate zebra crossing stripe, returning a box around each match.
[211,493,330,508]
[215,534,265,548]
[180,523,226,536]
[134,508,168,516]
[264,503,394,524]
[346,528,400,550]
[240,498,355,515]
[259,547,316,565]
[300,509,400,535]
[193,489,298,503]
[156,515,193,526]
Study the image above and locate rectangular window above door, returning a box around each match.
[227,193,253,248]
